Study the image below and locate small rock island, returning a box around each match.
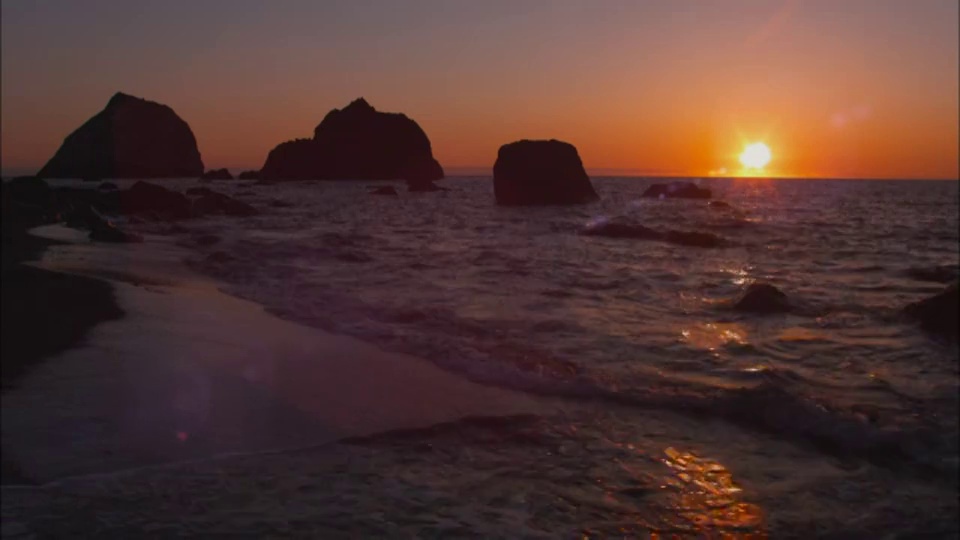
[492,139,598,206]
[38,92,204,179]
[260,98,444,182]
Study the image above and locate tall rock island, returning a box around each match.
[38,92,204,179]
[493,139,598,206]
[260,98,444,182]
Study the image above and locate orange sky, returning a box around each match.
[2,0,958,179]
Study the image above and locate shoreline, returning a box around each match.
[1,224,551,486]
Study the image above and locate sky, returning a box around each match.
[2,0,958,179]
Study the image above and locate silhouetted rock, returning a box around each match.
[185,187,216,197]
[119,181,191,220]
[237,170,260,180]
[200,168,233,180]
[87,209,143,243]
[493,139,598,206]
[733,283,790,313]
[902,282,958,341]
[642,181,711,200]
[5,177,53,208]
[369,186,399,196]
[407,180,447,192]
[38,92,204,179]
[191,191,258,217]
[97,182,119,191]
[261,98,444,182]
[663,230,727,248]
[708,200,731,209]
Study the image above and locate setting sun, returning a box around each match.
[739,142,772,170]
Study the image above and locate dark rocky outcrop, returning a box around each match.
[37,92,204,179]
[185,187,216,197]
[708,200,731,209]
[260,98,444,182]
[237,170,260,180]
[407,180,447,192]
[493,139,598,206]
[581,219,727,248]
[902,282,958,341]
[200,168,233,181]
[118,181,192,220]
[370,186,399,196]
[733,283,790,313]
[642,181,711,200]
[97,182,119,191]
[191,191,258,217]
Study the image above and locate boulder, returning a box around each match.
[38,92,203,179]
[185,186,216,197]
[260,98,444,182]
[733,283,790,313]
[97,182,119,191]
[493,139,598,206]
[237,170,260,180]
[200,168,233,180]
[407,180,447,192]
[902,282,958,340]
[642,181,711,200]
[118,181,191,220]
[5,176,53,208]
[370,186,399,196]
[192,191,258,217]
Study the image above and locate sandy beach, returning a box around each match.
[2,225,551,487]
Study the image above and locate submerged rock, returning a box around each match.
[581,219,727,248]
[903,265,959,284]
[708,200,732,209]
[642,181,711,200]
[902,282,958,341]
[261,98,444,182]
[407,180,446,192]
[119,181,192,220]
[97,182,119,191]
[733,283,790,313]
[38,92,204,179]
[369,186,399,196]
[237,170,260,180]
[191,191,258,217]
[493,139,598,206]
[200,168,233,180]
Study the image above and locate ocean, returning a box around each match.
[13,176,960,537]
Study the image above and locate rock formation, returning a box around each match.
[493,139,598,206]
[902,282,958,341]
[38,92,204,179]
[238,170,260,180]
[260,98,444,182]
[733,283,790,313]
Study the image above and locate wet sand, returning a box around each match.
[1,225,550,485]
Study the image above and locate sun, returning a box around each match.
[739,142,772,170]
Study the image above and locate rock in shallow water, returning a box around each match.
[493,139,598,206]
[369,186,399,196]
[733,282,790,313]
[902,282,958,341]
[260,98,444,182]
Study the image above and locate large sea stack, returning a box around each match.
[260,98,444,182]
[38,92,204,179]
[493,139,598,206]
